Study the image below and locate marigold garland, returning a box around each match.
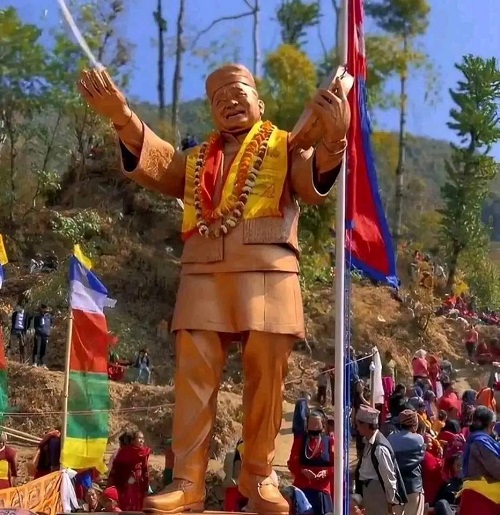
[194,121,275,238]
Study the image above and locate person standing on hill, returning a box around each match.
[32,304,53,368]
[134,349,152,384]
[464,324,479,363]
[10,305,29,363]
[316,367,328,406]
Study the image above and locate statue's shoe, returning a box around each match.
[238,471,290,514]
[142,480,205,513]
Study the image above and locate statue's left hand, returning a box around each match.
[309,77,351,147]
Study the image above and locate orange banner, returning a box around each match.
[0,472,62,515]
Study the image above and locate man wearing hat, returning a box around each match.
[78,63,350,514]
[355,406,407,515]
[388,410,425,515]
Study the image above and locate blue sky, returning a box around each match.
[5,0,500,157]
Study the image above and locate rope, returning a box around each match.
[4,402,174,418]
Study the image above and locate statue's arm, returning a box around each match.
[290,138,346,205]
[115,112,186,199]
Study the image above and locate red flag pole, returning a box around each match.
[333,0,349,513]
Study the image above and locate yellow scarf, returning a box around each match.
[182,121,288,237]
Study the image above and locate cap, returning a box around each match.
[355,405,380,425]
[103,486,119,502]
[205,64,256,101]
[399,409,418,427]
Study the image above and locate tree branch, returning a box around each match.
[190,11,253,49]
[316,0,328,61]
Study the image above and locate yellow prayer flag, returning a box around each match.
[0,235,8,266]
[73,244,92,270]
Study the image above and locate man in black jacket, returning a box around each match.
[32,304,53,368]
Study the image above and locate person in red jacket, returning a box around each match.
[107,431,150,511]
[287,411,334,515]
[438,382,461,418]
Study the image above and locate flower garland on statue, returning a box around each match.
[193,121,275,239]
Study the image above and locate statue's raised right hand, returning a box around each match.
[78,68,132,126]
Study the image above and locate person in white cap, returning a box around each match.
[354,406,407,515]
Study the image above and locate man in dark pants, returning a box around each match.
[32,304,53,368]
[10,305,29,362]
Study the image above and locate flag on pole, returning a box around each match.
[0,235,7,418]
[61,246,112,473]
[346,0,398,287]
[0,235,8,290]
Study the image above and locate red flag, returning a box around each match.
[346,0,398,287]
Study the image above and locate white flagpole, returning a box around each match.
[333,0,349,514]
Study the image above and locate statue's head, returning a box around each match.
[206,64,264,134]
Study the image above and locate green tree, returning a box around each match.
[276,0,320,48]
[366,0,431,244]
[440,55,500,289]
[260,44,317,130]
[261,44,333,281]
[46,0,132,204]
[0,7,48,228]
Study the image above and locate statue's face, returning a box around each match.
[211,82,263,133]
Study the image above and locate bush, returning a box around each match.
[51,209,103,243]
[459,248,500,310]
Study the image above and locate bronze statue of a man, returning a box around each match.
[78,63,350,514]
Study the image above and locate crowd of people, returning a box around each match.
[278,345,500,515]
[8,303,153,384]
[438,293,500,327]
